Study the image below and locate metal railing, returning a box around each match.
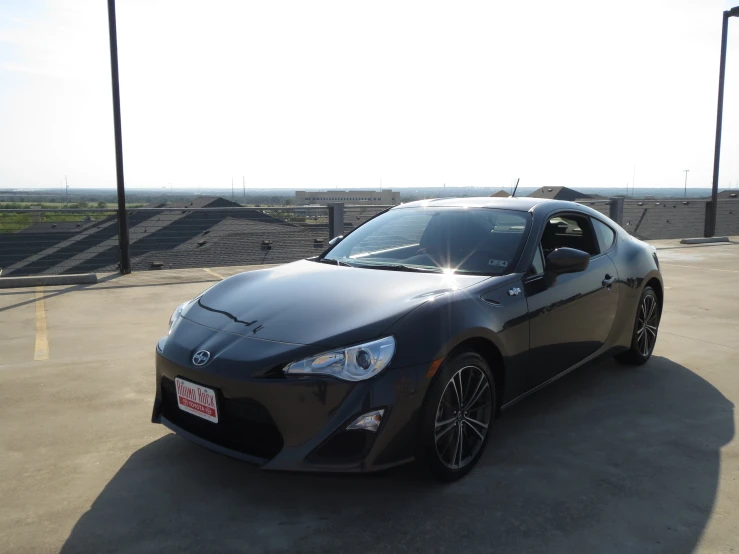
[2,199,737,278]
[576,197,739,240]
[0,204,391,277]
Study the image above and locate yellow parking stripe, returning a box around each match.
[203,268,225,280]
[34,286,49,361]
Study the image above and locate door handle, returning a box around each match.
[602,275,615,287]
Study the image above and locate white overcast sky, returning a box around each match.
[1,0,738,190]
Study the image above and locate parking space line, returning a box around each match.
[203,268,224,280]
[34,286,49,361]
[660,263,739,274]
[660,330,736,349]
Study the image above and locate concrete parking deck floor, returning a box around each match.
[0,245,737,554]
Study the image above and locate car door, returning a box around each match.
[523,211,620,388]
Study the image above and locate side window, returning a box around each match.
[540,214,599,257]
[592,219,615,252]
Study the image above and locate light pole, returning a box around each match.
[107,0,130,273]
[707,6,739,236]
[683,169,690,198]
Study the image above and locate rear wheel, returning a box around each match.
[417,351,496,482]
[616,286,661,365]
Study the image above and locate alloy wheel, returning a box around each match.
[636,293,659,357]
[434,365,492,470]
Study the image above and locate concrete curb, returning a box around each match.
[0,273,98,289]
[680,237,730,245]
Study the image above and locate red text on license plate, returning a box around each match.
[175,377,218,423]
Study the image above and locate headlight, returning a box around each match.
[169,300,193,330]
[283,336,396,381]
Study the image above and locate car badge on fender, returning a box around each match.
[192,350,211,366]
[508,287,521,296]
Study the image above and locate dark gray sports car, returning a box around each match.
[152,197,663,481]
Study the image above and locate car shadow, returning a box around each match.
[61,356,733,554]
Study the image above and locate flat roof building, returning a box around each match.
[295,189,400,206]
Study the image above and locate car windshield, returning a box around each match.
[321,206,530,275]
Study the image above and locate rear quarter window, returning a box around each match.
[593,219,615,252]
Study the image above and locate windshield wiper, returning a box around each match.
[348,262,443,273]
[317,258,354,267]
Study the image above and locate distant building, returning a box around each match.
[527,186,591,201]
[489,190,511,198]
[295,189,400,206]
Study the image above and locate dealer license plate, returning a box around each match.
[175,377,219,423]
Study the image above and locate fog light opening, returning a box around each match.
[347,409,385,432]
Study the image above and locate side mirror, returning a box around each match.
[328,235,343,246]
[545,247,589,275]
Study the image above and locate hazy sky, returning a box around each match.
[1,0,738,190]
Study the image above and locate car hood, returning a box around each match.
[182,259,494,347]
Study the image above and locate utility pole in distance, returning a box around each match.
[683,169,690,198]
[106,0,130,274]
[632,165,636,198]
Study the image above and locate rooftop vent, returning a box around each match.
[731,193,737,198]
[150,261,164,269]
[51,224,57,228]
[197,240,207,247]
[314,238,324,243]
[638,202,644,206]
[202,230,210,235]
[682,202,689,205]
[547,188,553,192]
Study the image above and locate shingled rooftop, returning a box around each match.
[526,186,594,201]
[0,197,343,277]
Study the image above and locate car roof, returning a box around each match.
[395,197,581,213]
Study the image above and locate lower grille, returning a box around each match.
[160,377,283,460]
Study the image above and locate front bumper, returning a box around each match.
[152,349,430,473]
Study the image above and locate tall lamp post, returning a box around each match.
[707,6,739,237]
[107,0,131,273]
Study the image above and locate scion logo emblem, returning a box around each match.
[508,287,521,297]
[192,350,211,366]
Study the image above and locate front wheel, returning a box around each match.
[416,351,496,482]
[616,286,661,365]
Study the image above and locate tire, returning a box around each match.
[616,286,661,365]
[416,350,496,482]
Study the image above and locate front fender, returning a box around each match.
[384,281,530,402]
